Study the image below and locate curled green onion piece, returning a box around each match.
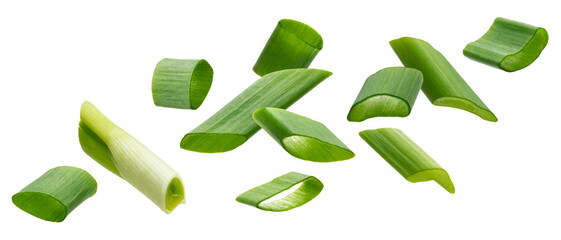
[390,37,497,122]
[152,58,213,109]
[359,128,455,193]
[12,166,97,222]
[463,17,548,72]
[180,68,332,153]
[347,67,423,122]
[252,107,354,162]
[253,19,323,76]
[236,172,323,212]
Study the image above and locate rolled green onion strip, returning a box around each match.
[463,17,548,72]
[180,68,332,153]
[152,58,213,109]
[253,19,323,76]
[252,107,354,162]
[236,172,323,212]
[359,128,455,193]
[12,166,97,222]
[390,37,497,122]
[347,67,423,122]
[79,101,185,213]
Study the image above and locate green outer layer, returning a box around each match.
[252,107,355,162]
[253,19,323,76]
[236,172,324,212]
[347,67,423,122]
[359,128,455,193]
[152,58,213,109]
[12,166,97,222]
[390,37,497,122]
[463,17,548,72]
[180,68,332,153]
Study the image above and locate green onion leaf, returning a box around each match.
[152,58,213,109]
[347,67,423,122]
[252,107,354,162]
[236,172,323,212]
[253,19,323,76]
[390,37,497,122]
[359,128,455,193]
[180,68,332,153]
[12,166,97,222]
[79,101,185,213]
[463,17,548,72]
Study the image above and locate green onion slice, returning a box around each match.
[252,107,354,162]
[253,19,323,76]
[152,58,213,109]
[79,101,185,213]
[347,67,423,122]
[463,17,548,72]
[359,128,455,193]
[12,166,97,222]
[390,37,497,122]
[180,68,332,153]
[236,172,323,212]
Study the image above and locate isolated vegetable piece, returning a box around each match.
[236,172,323,211]
[253,19,323,76]
[152,58,213,109]
[253,107,354,162]
[390,37,497,122]
[180,68,332,153]
[12,166,97,222]
[463,17,548,72]
[79,101,185,213]
[359,128,454,193]
[347,67,423,122]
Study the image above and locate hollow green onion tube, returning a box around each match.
[236,172,323,212]
[253,19,323,76]
[347,67,423,122]
[463,17,548,72]
[359,128,455,193]
[12,166,97,222]
[390,37,497,122]
[180,68,332,153]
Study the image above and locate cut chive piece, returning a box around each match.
[152,58,213,109]
[347,67,423,122]
[236,172,323,212]
[463,17,548,72]
[252,107,354,162]
[180,68,332,153]
[12,166,97,222]
[79,101,185,213]
[390,37,497,122]
[253,19,323,76]
[359,128,455,193]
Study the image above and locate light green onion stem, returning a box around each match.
[359,128,455,193]
[347,67,423,122]
[236,172,323,212]
[463,17,548,72]
[12,166,97,222]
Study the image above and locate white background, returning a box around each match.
[1,0,559,239]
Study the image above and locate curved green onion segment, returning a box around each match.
[463,17,548,72]
[347,67,423,122]
[152,58,213,109]
[390,37,497,122]
[253,19,323,76]
[79,101,185,213]
[12,166,97,222]
[253,107,354,162]
[180,68,332,153]
[236,172,324,212]
[359,128,455,193]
